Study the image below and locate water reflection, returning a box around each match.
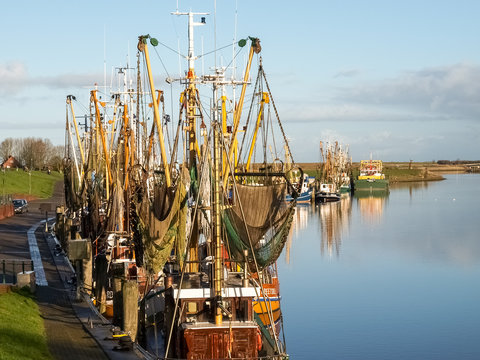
[390,181,431,201]
[317,195,352,257]
[285,204,311,264]
[280,175,480,360]
[354,190,389,225]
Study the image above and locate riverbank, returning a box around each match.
[298,162,472,183]
[1,170,63,199]
[0,287,52,360]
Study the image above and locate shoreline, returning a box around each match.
[298,162,475,183]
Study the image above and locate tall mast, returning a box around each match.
[212,81,223,325]
[172,10,208,168]
[172,11,208,273]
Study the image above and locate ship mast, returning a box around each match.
[212,81,223,325]
[172,10,208,168]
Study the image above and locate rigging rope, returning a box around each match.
[237,66,261,164]
[261,67,295,165]
[164,127,213,358]
[152,46,172,80]
[219,132,283,353]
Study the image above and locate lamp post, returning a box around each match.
[29,171,31,195]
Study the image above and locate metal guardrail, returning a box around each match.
[0,259,34,284]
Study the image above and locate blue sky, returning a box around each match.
[1,0,479,162]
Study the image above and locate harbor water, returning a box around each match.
[278,174,480,359]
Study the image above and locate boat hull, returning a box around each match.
[286,189,312,203]
[315,192,340,203]
[354,178,389,191]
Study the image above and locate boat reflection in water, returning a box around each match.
[285,204,311,264]
[354,190,389,225]
[293,204,311,235]
[316,195,352,256]
[390,180,430,202]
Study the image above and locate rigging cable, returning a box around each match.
[261,68,295,165]
[219,132,284,354]
[237,65,262,164]
[164,126,213,358]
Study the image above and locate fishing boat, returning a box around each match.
[315,183,340,203]
[61,9,293,359]
[315,141,343,203]
[354,159,389,192]
[285,172,312,203]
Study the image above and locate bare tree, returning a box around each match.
[0,138,15,161]
[47,144,65,171]
[4,137,63,171]
[18,138,34,168]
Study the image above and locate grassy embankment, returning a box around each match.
[0,288,52,360]
[297,162,459,182]
[1,170,63,199]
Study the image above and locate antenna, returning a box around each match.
[214,0,217,70]
[171,10,209,73]
[104,25,107,93]
[232,0,238,111]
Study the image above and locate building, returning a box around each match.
[1,156,21,169]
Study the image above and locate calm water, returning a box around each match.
[278,174,480,359]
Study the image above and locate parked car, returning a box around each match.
[13,199,28,214]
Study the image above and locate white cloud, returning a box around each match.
[334,69,361,78]
[0,61,169,99]
[0,61,28,95]
[336,63,480,121]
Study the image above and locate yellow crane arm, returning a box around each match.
[91,90,112,186]
[246,92,269,171]
[67,96,85,167]
[138,36,171,188]
[223,38,260,185]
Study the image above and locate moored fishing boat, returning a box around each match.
[315,183,340,203]
[354,159,389,192]
[60,8,292,359]
[286,172,312,203]
[315,141,346,203]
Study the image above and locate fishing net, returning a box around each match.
[222,183,295,269]
[137,167,189,274]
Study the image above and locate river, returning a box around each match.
[278,174,480,359]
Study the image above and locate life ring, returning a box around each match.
[256,328,262,352]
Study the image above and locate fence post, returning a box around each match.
[22,261,25,274]
[13,261,16,284]
[2,260,5,284]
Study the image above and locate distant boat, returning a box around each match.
[286,173,313,203]
[315,183,340,203]
[354,160,389,191]
[314,141,350,203]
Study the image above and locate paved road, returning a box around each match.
[0,182,108,360]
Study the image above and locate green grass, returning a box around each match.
[0,170,62,199]
[0,287,52,360]
[384,168,422,177]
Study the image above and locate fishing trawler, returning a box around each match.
[354,159,389,192]
[285,171,312,203]
[315,141,342,203]
[60,9,294,359]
